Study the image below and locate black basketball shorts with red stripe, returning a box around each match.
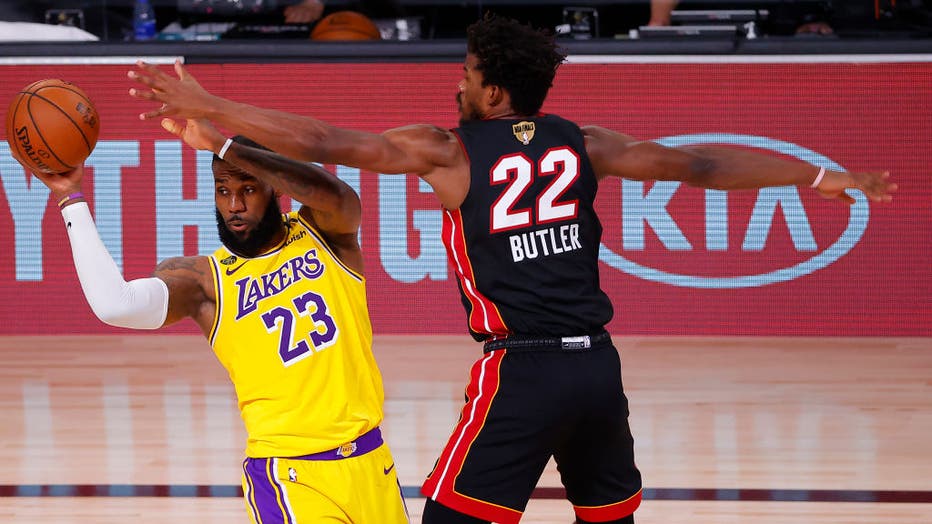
[420,336,643,524]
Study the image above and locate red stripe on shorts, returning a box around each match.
[573,488,642,522]
[421,350,514,523]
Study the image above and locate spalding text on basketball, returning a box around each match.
[14,125,53,173]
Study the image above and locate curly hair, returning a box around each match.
[466,13,566,116]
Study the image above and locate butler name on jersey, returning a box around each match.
[508,222,583,262]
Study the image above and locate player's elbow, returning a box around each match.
[85,279,168,330]
[682,156,727,189]
[89,302,160,330]
[93,311,132,329]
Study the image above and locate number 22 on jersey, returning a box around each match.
[490,147,580,233]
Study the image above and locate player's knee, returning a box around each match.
[422,498,491,524]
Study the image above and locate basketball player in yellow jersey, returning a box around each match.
[27,121,409,523]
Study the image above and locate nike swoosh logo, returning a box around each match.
[383,464,395,475]
[225,262,247,276]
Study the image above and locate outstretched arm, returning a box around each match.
[28,165,213,331]
[128,60,455,177]
[583,125,896,205]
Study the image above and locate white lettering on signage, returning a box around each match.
[1,141,139,280]
[87,141,139,271]
[621,182,818,252]
[154,141,219,260]
[600,133,868,288]
[378,175,446,283]
[1,144,50,281]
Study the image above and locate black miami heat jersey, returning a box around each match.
[444,114,613,340]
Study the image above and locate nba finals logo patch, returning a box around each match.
[219,255,238,265]
[512,121,535,145]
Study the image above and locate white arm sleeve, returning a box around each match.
[60,202,169,329]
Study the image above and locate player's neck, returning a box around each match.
[485,108,526,120]
[257,226,289,256]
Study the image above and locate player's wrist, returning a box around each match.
[217,137,234,159]
[55,190,86,208]
[809,166,826,189]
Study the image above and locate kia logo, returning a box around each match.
[599,133,869,288]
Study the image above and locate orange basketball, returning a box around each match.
[5,79,100,174]
[311,11,381,41]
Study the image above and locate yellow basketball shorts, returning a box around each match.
[241,441,408,523]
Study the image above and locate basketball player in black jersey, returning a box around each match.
[129,13,895,524]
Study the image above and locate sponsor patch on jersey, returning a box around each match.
[512,121,535,145]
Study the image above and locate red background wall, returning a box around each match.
[0,61,928,335]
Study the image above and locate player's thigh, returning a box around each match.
[351,445,409,524]
[553,347,642,518]
[423,350,564,520]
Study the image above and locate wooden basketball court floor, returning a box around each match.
[1,334,930,523]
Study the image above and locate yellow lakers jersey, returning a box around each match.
[208,212,384,458]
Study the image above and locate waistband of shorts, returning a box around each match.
[483,331,612,353]
[289,427,382,461]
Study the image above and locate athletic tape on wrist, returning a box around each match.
[218,137,234,160]
[810,166,826,189]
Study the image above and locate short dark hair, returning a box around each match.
[211,135,271,164]
[466,13,566,116]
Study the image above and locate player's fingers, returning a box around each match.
[127,69,157,88]
[881,173,896,194]
[127,87,159,101]
[139,106,167,120]
[174,59,187,80]
[160,118,183,136]
[27,169,48,183]
[874,188,894,203]
[136,60,173,81]
[867,173,896,202]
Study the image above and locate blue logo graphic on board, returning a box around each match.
[598,133,869,289]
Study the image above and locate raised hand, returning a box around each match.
[27,164,86,201]
[127,59,215,121]
[816,169,897,205]
[160,118,226,155]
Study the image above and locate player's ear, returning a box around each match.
[487,84,505,107]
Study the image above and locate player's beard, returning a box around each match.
[457,92,482,125]
[216,197,284,258]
